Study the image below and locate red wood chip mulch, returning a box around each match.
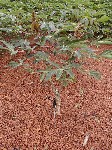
[0,44,112,150]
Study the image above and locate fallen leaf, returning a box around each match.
[83,133,90,146]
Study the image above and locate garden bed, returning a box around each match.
[0,43,112,150]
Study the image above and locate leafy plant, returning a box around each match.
[0,0,111,38]
[0,40,18,55]
[99,50,112,59]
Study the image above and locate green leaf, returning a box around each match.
[8,59,24,68]
[98,15,110,23]
[0,45,7,50]
[74,50,82,59]
[65,69,74,79]
[0,28,13,32]
[45,70,56,81]
[89,70,101,79]
[64,63,81,70]
[34,51,49,60]
[8,61,20,68]
[34,58,41,64]
[25,68,34,74]
[40,73,46,82]
[48,21,56,32]
[62,80,68,87]
[46,59,60,68]
[97,41,112,45]
[26,53,35,58]
[56,69,63,80]
[99,50,112,59]
[18,59,24,65]
[0,40,18,55]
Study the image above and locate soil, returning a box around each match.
[0,42,112,150]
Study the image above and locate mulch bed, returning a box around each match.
[0,42,112,150]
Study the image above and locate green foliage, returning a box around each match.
[97,38,112,45]
[99,50,112,59]
[0,0,111,87]
[0,36,102,86]
[0,0,111,38]
[89,70,101,79]
[8,59,24,68]
[0,40,18,55]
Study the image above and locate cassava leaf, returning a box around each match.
[97,41,112,45]
[34,51,49,60]
[40,72,46,82]
[56,69,63,80]
[45,70,56,81]
[98,15,110,23]
[46,59,60,68]
[71,63,81,69]
[34,58,41,63]
[0,45,8,51]
[64,63,81,70]
[48,21,56,32]
[89,70,101,79]
[99,50,112,59]
[8,61,21,68]
[62,80,68,87]
[65,69,74,79]
[25,68,34,74]
[74,50,82,59]
[0,40,18,55]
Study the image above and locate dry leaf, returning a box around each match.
[31,11,40,33]
[83,134,90,146]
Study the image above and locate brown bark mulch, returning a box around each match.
[0,43,112,150]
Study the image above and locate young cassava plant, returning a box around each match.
[1,15,111,117]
